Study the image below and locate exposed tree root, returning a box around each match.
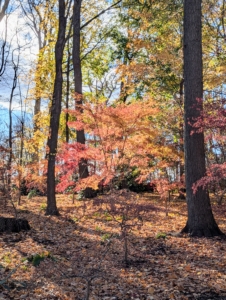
[45,208,60,216]
[181,222,224,237]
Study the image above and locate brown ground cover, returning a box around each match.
[0,191,226,300]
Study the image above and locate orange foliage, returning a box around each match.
[57,100,180,193]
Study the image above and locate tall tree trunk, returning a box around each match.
[119,52,129,103]
[46,0,66,215]
[8,75,13,190]
[65,39,71,143]
[8,58,18,192]
[17,119,24,205]
[0,0,10,23]
[182,0,223,237]
[20,0,55,165]
[33,79,41,164]
[73,0,94,198]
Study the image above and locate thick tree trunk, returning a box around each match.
[182,0,223,237]
[73,0,95,199]
[46,0,66,215]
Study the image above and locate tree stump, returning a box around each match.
[0,217,30,233]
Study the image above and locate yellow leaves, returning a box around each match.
[148,287,155,294]
[23,111,50,158]
[208,59,216,68]
[76,175,100,191]
[206,58,226,89]
[35,0,58,33]
[24,132,46,155]
[216,65,226,74]
[138,0,152,5]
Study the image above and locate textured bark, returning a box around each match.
[73,0,86,170]
[34,96,41,130]
[182,0,223,237]
[73,0,96,198]
[65,40,71,143]
[46,0,66,216]
[7,55,18,191]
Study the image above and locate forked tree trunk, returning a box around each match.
[46,0,66,215]
[182,0,223,237]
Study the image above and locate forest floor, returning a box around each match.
[0,190,226,300]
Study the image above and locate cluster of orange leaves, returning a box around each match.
[57,100,180,193]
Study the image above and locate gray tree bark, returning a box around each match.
[73,0,95,198]
[182,0,223,236]
[0,0,10,23]
[46,0,67,215]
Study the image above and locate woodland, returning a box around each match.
[0,0,226,299]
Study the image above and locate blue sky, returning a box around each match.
[0,6,38,116]
[0,105,32,133]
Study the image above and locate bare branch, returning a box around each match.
[80,0,122,30]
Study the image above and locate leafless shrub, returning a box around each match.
[93,189,150,265]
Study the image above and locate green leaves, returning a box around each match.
[27,252,52,267]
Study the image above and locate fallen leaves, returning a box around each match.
[0,193,225,299]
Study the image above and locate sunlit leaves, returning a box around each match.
[57,100,180,193]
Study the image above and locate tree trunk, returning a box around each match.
[0,0,10,23]
[182,0,223,237]
[18,117,24,205]
[46,0,66,215]
[8,55,18,192]
[73,0,95,198]
[65,39,71,143]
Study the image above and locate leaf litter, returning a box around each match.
[0,191,226,299]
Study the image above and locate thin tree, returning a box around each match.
[72,0,122,198]
[19,0,56,120]
[46,0,68,215]
[7,48,19,192]
[0,3,10,79]
[182,0,223,237]
[19,0,57,165]
[65,38,71,143]
[46,0,120,212]
[72,0,92,197]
